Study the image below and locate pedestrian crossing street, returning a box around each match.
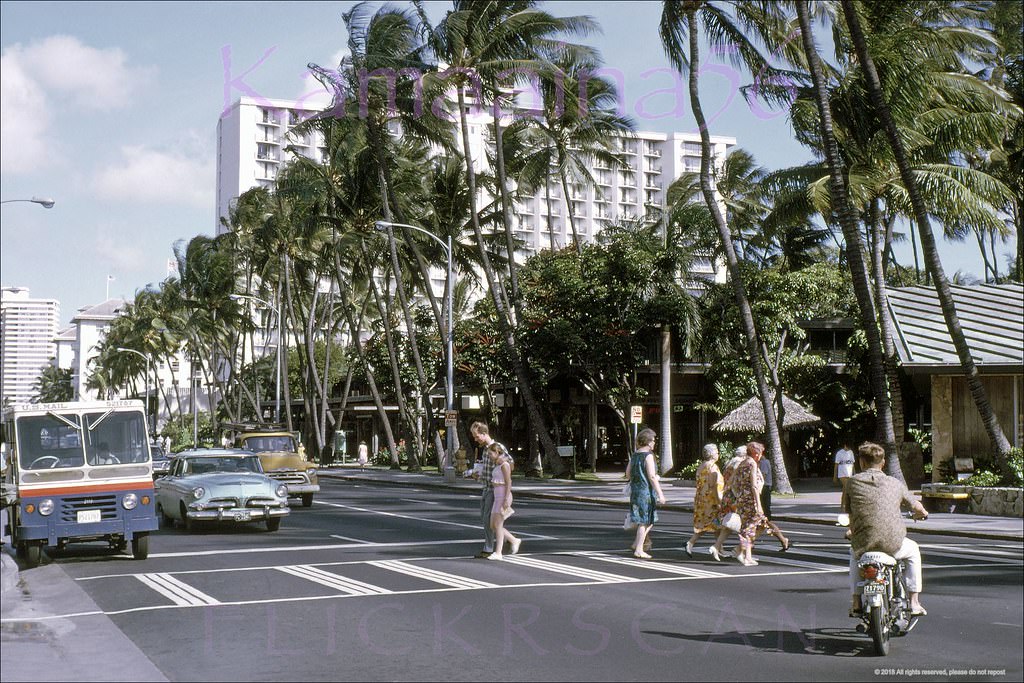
[75,541,1022,617]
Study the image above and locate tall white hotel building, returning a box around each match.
[217,96,734,281]
[0,287,59,404]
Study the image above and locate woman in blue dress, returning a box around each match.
[627,428,666,559]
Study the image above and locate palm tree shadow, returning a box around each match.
[641,627,876,657]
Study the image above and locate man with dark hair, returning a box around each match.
[469,421,512,559]
[843,442,929,616]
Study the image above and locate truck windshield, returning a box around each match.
[84,411,149,465]
[242,436,296,453]
[17,414,85,470]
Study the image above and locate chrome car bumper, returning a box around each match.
[187,507,290,521]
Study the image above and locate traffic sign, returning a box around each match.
[630,405,643,424]
[445,410,458,427]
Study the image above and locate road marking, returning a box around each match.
[584,552,728,578]
[136,573,220,607]
[399,498,440,505]
[502,555,634,582]
[920,544,1023,562]
[276,565,390,596]
[313,500,489,530]
[329,534,373,544]
[751,556,840,572]
[369,559,497,589]
[147,538,485,559]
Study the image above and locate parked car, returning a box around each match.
[154,449,290,531]
[150,441,172,479]
[230,427,319,507]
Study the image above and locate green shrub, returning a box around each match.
[679,461,700,479]
[1003,447,1023,487]
[960,470,1002,487]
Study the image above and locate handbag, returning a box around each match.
[502,507,515,520]
[721,511,741,532]
[623,513,636,530]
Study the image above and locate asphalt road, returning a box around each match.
[48,479,1024,682]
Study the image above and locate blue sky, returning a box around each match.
[1,1,1008,327]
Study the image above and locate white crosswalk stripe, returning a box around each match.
[276,565,390,596]
[501,555,634,582]
[583,553,728,578]
[369,560,497,589]
[136,573,220,607]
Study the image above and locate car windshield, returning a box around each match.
[241,435,296,453]
[183,456,262,475]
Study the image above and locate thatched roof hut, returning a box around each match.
[711,393,821,433]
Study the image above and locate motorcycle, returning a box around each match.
[854,550,920,655]
[839,513,922,656]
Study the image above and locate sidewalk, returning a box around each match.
[318,464,1024,542]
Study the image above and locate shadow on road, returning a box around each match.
[641,627,876,657]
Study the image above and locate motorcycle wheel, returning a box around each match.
[869,605,890,656]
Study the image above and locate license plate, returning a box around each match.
[862,583,884,595]
[77,509,102,524]
[233,510,251,522]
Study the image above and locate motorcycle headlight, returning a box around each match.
[275,484,288,498]
[38,499,54,516]
[122,493,138,510]
[191,487,205,500]
[306,468,317,477]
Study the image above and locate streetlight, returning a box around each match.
[0,197,55,209]
[116,347,152,437]
[374,220,455,480]
[230,293,282,423]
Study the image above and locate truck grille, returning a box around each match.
[60,494,118,522]
[268,471,307,486]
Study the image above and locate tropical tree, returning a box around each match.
[660,0,794,492]
[31,365,73,403]
[838,0,1014,467]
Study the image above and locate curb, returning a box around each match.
[319,471,1023,543]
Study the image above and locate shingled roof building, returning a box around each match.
[886,284,1023,481]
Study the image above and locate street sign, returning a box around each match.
[630,405,643,424]
[444,410,458,427]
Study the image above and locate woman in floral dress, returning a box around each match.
[627,428,666,559]
[686,444,723,557]
[729,442,771,566]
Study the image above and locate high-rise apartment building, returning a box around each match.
[1,286,59,404]
[216,96,735,261]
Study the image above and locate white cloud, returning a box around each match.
[92,143,214,208]
[93,234,147,273]
[0,36,154,174]
[0,50,54,173]
[15,35,155,110]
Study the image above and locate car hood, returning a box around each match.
[185,472,277,489]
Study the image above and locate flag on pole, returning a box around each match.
[107,274,116,282]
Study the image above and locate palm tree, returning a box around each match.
[31,365,73,402]
[791,0,904,481]
[839,0,1013,464]
[419,0,598,474]
[660,0,794,493]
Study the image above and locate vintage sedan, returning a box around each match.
[154,449,290,531]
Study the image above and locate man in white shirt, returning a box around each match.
[834,441,855,490]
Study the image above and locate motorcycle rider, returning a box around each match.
[843,442,929,617]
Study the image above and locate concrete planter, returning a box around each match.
[921,483,1023,518]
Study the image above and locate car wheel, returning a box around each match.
[180,503,195,531]
[301,493,313,508]
[266,517,281,532]
[157,503,173,528]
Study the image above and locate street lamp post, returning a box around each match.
[230,294,282,423]
[374,220,455,481]
[0,197,55,209]
[116,347,152,437]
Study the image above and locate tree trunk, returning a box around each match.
[457,87,559,474]
[558,154,584,256]
[686,11,792,493]
[841,0,1013,466]
[796,0,903,481]
[660,324,674,475]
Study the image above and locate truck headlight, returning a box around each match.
[39,499,54,516]
[191,487,205,500]
[122,493,138,510]
[275,485,288,498]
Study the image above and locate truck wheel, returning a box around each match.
[23,543,42,568]
[131,534,150,560]
[265,517,281,532]
[301,493,313,508]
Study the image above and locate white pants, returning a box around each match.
[849,537,922,594]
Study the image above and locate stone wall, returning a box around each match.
[921,483,1023,517]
